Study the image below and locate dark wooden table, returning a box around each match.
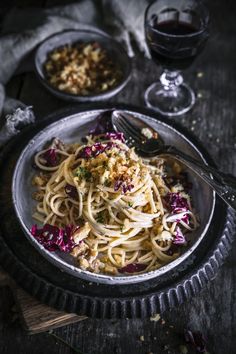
[1,0,236,353]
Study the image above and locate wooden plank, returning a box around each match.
[0,269,86,334]
[13,287,86,334]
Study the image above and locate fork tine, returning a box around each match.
[113,118,140,149]
[113,119,126,137]
[119,114,142,141]
[113,118,131,140]
[114,117,139,144]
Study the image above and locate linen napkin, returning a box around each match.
[0,0,150,147]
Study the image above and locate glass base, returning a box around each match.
[144,81,195,117]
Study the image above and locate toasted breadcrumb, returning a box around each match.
[44,42,122,96]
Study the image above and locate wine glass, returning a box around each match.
[144,0,209,116]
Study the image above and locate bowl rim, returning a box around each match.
[12,107,216,285]
[34,29,132,101]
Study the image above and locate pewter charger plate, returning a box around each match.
[12,108,215,285]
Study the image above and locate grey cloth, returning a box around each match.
[0,0,150,146]
[0,106,35,146]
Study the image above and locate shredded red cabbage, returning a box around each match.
[89,111,114,136]
[78,142,118,159]
[119,263,147,273]
[88,111,124,142]
[65,184,78,199]
[173,226,186,245]
[165,192,190,224]
[184,329,207,353]
[30,224,78,252]
[104,132,125,142]
[114,178,134,194]
[165,192,189,211]
[41,148,58,167]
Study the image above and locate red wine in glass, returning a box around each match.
[144,0,209,116]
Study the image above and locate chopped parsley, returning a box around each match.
[128,202,133,208]
[76,167,92,181]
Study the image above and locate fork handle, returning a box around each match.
[162,145,236,210]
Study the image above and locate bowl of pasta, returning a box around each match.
[12,108,215,285]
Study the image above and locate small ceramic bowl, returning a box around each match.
[34,29,132,102]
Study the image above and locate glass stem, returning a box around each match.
[160,70,183,91]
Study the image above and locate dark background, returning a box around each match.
[0,0,236,353]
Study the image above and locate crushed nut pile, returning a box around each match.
[44,42,123,96]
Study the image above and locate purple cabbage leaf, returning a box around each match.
[104,132,125,142]
[89,111,114,136]
[30,224,79,252]
[65,184,78,199]
[114,178,134,194]
[173,226,186,245]
[78,142,118,159]
[165,192,190,224]
[119,263,147,274]
[41,148,58,167]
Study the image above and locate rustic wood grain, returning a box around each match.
[0,269,86,334]
[1,0,236,353]
[13,287,86,335]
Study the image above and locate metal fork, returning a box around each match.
[112,110,236,210]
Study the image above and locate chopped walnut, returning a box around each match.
[79,258,90,270]
[104,264,118,275]
[77,253,103,274]
[32,175,45,187]
[71,242,89,258]
[88,259,103,273]
[87,248,98,262]
[73,222,91,243]
[32,172,49,187]
[32,191,44,202]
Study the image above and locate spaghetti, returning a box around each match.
[31,132,198,275]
